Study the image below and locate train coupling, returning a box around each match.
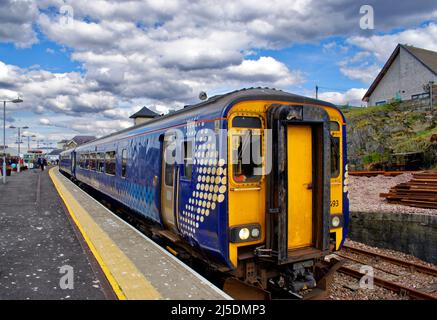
[269,260,317,297]
[254,246,277,258]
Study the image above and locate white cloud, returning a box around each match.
[39,118,51,125]
[319,88,367,107]
[1,0,437,140]
[347,23,437,62]
[225,57,303,86]
[0,0,39,47]
[339,64,381,84]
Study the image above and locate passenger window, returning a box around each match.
[232,131,262,183]
[105,151,116,175]
[88,153,96,170]
[84,154,89,170]
[98,153,105,172]
[232,116,262,128]
[183,141,193,180]
[331,137,340,178]
[121,149,127,178]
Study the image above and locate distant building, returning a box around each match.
[65,135,96,149]
[57,139,69,150]
[0,146,18,157]
[46,149,63,162]
[129,106,159,126]
[363,44,437,106]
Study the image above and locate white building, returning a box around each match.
[363,44,437,106]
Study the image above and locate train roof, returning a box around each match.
[64,87,341,153]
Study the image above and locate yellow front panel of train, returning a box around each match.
[287,125,313,249]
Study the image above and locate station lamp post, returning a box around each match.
[1,98,23,184]
[9,125,29,173]
[22,134,37,150]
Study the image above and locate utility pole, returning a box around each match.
[2,101,5,184]
[430,81,434,111]
[10,125,28,173]
[315,85,319,99]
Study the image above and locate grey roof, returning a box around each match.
[47,149,63,155]
[70,135,96,145]
[129,106,159,119]
[363,44,437,101]
[403,45,437,75]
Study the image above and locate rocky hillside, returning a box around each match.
[343,100,437,170]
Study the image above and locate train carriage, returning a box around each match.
[59,88,349,299]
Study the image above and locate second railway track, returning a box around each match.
[334,244,437,300]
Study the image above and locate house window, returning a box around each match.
[411,93,430,100]
[105,151,116,175]
[375,100,386,106]
[121,149,127,178]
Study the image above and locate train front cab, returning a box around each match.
[226,100,347,298]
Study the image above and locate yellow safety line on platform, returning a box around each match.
[49,168,162,300]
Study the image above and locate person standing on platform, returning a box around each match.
[37,157,45,171]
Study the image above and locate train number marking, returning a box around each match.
[330,200,339,207]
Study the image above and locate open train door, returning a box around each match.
[265,104,331,264]
[160,133,179,233]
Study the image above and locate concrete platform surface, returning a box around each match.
[50,168,230,300]
[0,168,109,300]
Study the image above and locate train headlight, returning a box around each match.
[229,224,262,243]
[251,227,260,238]
[239,228,250,240]
[331,215,342,228]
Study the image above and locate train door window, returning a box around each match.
[164,138,176,187]
[330,121,340,178]
[231,130,262,183]
[90,153,97,171]
[182,140,193,180]
[105,151,116,175]
[121,149,127,178]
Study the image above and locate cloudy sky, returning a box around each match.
[0,0,437,149]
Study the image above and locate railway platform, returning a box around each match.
[0,168,110,299]
[49,167,230,300]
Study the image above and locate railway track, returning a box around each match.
[338,266,437,300]
[341,244,437,277]
[336,244,437,300]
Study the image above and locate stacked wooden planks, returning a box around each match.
[380,171,437,209]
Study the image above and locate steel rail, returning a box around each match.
[342,245,437,277]
[338,266,437,300]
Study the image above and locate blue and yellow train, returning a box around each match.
[59,88,349,299]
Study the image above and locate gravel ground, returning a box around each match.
[348,173,437,215]
[328,273,407,300]
[327,239,437,300]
